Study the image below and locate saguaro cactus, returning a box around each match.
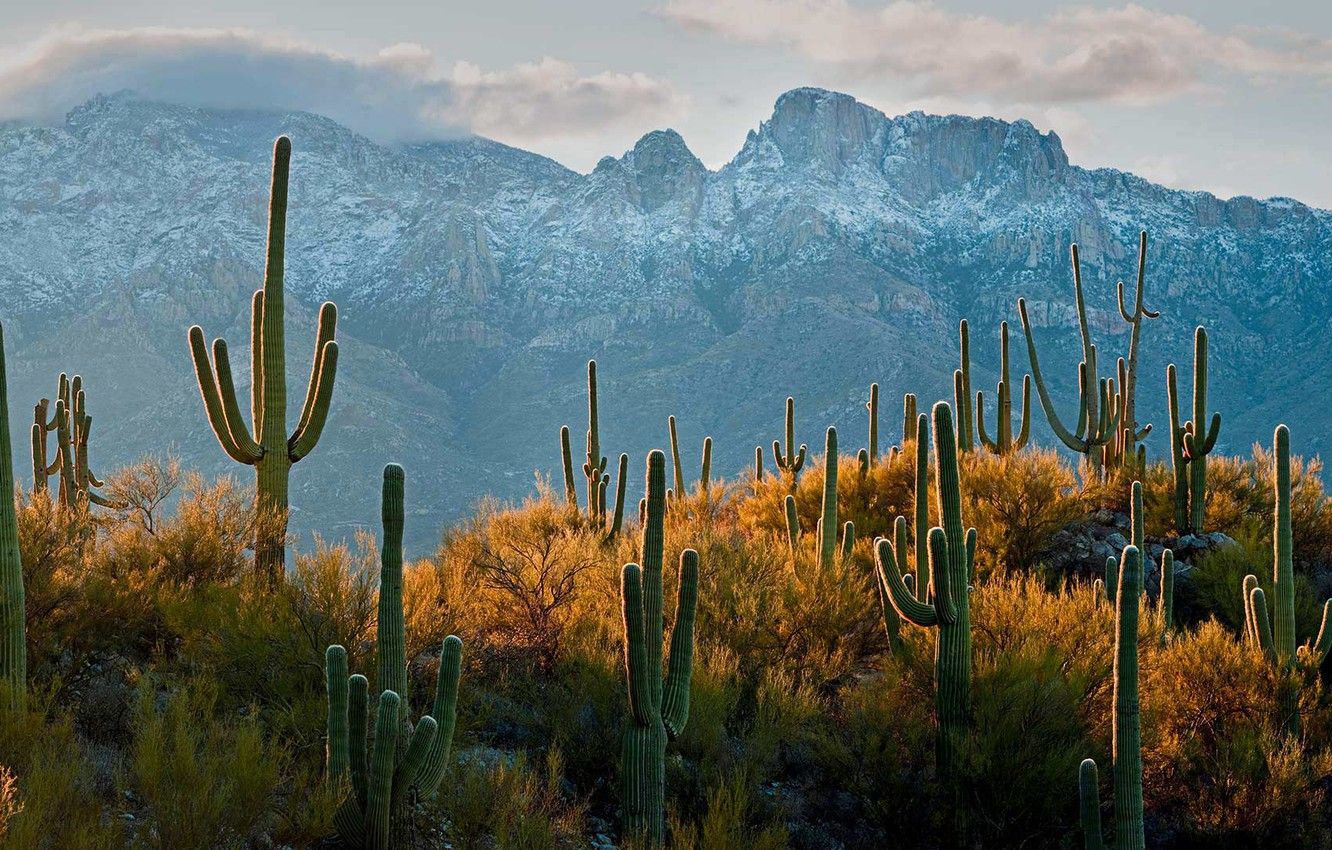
[559,361,627,537]
[1108,232,1158,468]
[876,403,975,839]
[188,137,340,580]
[1242,425,1332,735]
[667,416,713,499]
[818,427,839,568]
[902,393,917,447]
[1018,245,1120,471]
[0,325,25,708]
[327,465,463,848]
[1079,544,1145,850]
[771,396,807,484]
[32,374,124,510]
[976,321,1032,455]
[1166,328,1221,535]
[620,451,699,848]
[865,383,880,466]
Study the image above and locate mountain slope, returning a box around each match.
[1,87,1327,549]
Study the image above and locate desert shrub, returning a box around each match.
[124,679,282,850]
[150,473,257,587]
[1143,621,1332,844]
[285,532,377,673]
[440,748,585,850]
[1185,536,1326,636]
[101,454,182,534]
[960,448,1084,576]
[669,771,788,850]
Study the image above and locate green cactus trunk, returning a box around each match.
[1112,545,1145,850]
[977,321,1032,455]
[1078,758,1104,850]
[819,428,838,568]
[1165,365,1189,535]
[619,451,699,848]
[188,137,339,583]
[866,382,879,465]
[0,326,24,708]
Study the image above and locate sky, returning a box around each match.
[1,1,1330,205]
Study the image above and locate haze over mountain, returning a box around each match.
[1,87,1328,549]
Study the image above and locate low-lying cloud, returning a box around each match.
[0,27,686,151]
[661,0,1332,105]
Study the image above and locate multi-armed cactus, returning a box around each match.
[954,320,975,452]
[976,321,1032,455]
[1166,327,1221,535]
[0,326,25,709]
[560,360,627,538]
[667,416,712,499]
[1079,545,1145,850]
[31,374,124,510]
[771,396,807,485]
[188,137,339,580]
[1018,245,1121,472]
[1242,425,1332,735]
[873,411,929,650]
[326,465,463,848]
[1106,233,1159,469]
[875,403,975,838]
[619,451,699,847]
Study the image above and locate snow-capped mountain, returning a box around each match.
[2,87,1328,547]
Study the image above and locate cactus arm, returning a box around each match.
[560,426,578,506]
[840,521,855,560]
[604,454,628,541]
[288,341,339,462]
[325,646,350,781]
[661,549,699,739]
[770,440,783,470]
[911,413,930,599]
[753,446,763,484]
[700,437,712,496]
[416,635,462,797]
[1310,600,1332,666]
[1251,588,1276,660]
[1079,758,1104,850]
[875,537,937,627]
[390,715,437,802]
[976,390,997,453]
[364,690,400,850]
[903,393,917,446]
[1200,412,1222,454]
[621,563,653,726]
[29,424,43,491]
[250,290,264,429]
[293,302,338,438]
[1013,375,1032,451]
[1017,298,1090,451]
[188,327,262,464]
[346,673,369,809]
[929,527,957,625]
[1241,574,1260,645]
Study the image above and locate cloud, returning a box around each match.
[660,1,1332,105]
[0,27,686,151]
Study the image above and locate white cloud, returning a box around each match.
[660,1,1332,105]
[0,26,686,151]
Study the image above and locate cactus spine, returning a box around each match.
[976,321,1032,455]
[188,137,339,581]
[876,403,975,838]
[0,326,24,708]
[1108,233,1158,468]
[1167,328,1221,535]
[1242,425,1332,735]
[771,396,807,484]
[327,465,463,848]
[1018,244,1121,471]
[620,451,699,847]
[1079,544,1145,850]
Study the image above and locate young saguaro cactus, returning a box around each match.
[1242,425,1332,735]
[1166,328,1221,535]
[771,396,807,485]
[976,321,1032,455]
[188,136,339,581]
[1079,544,1145,850]
[0,325,25,709]
[620,450,699,848]
[1018,245,1121,472]
[326,465,464,849]
[875,402,976,839]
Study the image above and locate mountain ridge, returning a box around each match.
[1,87,1328,549]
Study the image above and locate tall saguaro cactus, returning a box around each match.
[620,451,699,848]
[818,427,839,567]
[1242,425,1332,735]
[1018,245,1120,471]
[875,402,975,839]
[326,465,463,848]
[0,325,25,708]
[865,383,880,466]
[559,360,627,537]
[955,320,974,452]
[188,136,340,580]
[32,374,124,510]
[1109,232,1158,467]
[976,321,1032,455]
[771,396,807,485]
[1079,545,1145,850]
[1166,328,1221,535]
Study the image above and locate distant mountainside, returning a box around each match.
[1,87,1328,549]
